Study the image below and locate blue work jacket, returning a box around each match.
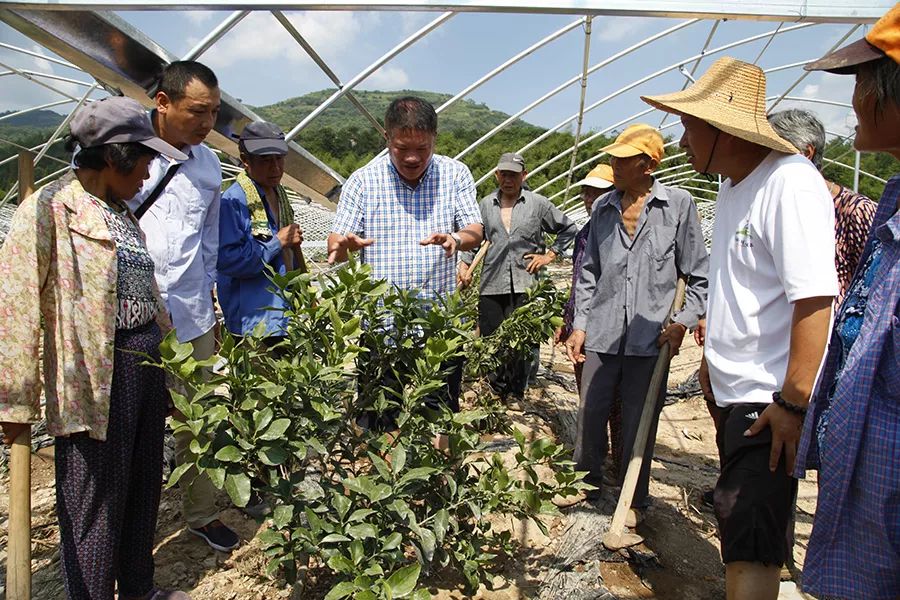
[217,179,290,337]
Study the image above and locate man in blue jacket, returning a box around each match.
[217,121,304,343]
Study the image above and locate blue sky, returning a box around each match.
[0,10,867,142]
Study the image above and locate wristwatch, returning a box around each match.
[450,232,463,252]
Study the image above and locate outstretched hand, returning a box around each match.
[327,233,375,264]
[420,233,458,258]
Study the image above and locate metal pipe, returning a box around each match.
[514,22,816,161]
[753,22,782,64]
[0,59,81,101]
[437,16,585,115]
[0,1,886,22]
[768,24,860,112]
[559,16,593,205]
[0,99,73,123]
[9,68,94,88]
[455,18,699,160]
[34,82,98,166]
[181,10,249,60]
[853,151,861,190]
[272,10,384,136]
[285,11,455,141]
[0,41,78,70]
[660,19,719,128]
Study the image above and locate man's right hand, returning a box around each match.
[693,318,706,347]
[327,232,375,264]
[1,422,29,446]
[457,263,473,289]
[565,329,587,365]
[699,354,714,402]
[277,224,303,248]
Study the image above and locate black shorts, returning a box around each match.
[713,403,797,566]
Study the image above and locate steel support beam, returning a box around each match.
[0,1,887,23]
[0,7,345,207]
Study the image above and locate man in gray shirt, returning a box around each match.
[566,124,708,515]
[460,152,577,400]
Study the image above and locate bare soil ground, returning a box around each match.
[0,333,818,599]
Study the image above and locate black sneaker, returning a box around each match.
[188,520,239,552]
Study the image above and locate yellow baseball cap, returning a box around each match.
[601,123,665,162]
[575,163,615,189]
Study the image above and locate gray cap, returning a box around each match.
[240,121,288,156]
[496,152,526,173]
[69,96,187,161]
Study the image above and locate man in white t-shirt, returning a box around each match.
[642,57,838,600]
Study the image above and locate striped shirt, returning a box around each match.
[332,153,481,301]
[796,176,900,599]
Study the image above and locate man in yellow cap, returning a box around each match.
[641,57,839,599]
[565,124,709,512]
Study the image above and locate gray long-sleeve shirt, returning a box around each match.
[573,180,708,356]
[461,188,578,296]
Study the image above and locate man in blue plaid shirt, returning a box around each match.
[328,96,484,417]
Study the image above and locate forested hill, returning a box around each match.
[254,89,539,135]
[0,92,896,205]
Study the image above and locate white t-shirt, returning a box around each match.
[705,152,838,407]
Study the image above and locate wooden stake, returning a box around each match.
[8,151,35,600]
[463,240,491,278]
[603,277,687,551]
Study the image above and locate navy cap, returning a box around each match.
[240,121,288,156]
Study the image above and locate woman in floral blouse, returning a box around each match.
[0,97,191,600]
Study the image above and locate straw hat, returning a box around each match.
[575,163,615,189]
[641,57,798,155]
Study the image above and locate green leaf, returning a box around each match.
[386,563,421,598]
[273,505,293,528]
[349,539,364,565]
[333,491,352,521]
[323,581,355,600]
[391,445,407,474]
[411,589,430,600]
[398,467,436,487]
[321,533,351,544]
[348,509,376,522]
[224,472,251,507]
[367,451,392,481]
[417,529,436,562]
[346,523,378,539]
[166,462,192,488]
[381,532,403,552]
[214,445,243,462]
[259,418,291,441]
[253,406,274,434]
[433,509,449,543]
[204,404,229,425]
[207,467,226,489]
[259,445,289,466]
[326,553,355,574]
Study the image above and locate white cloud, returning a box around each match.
[0,44,90,112]
[200,11,375,71]
[362,65,409,90]
[775,72,856,139]
[593,16,652,43]
[185,11,218,25]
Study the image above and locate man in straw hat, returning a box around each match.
[565,125,708,512]
[794,5,900,598]
[641,57,839,599]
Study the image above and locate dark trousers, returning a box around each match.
[575,350,666,508]
[55,322,167,599]
[575,362,624,480]
[479,293,530,397]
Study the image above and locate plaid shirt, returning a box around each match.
[795,176,900,599]
[332,154,481,301]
